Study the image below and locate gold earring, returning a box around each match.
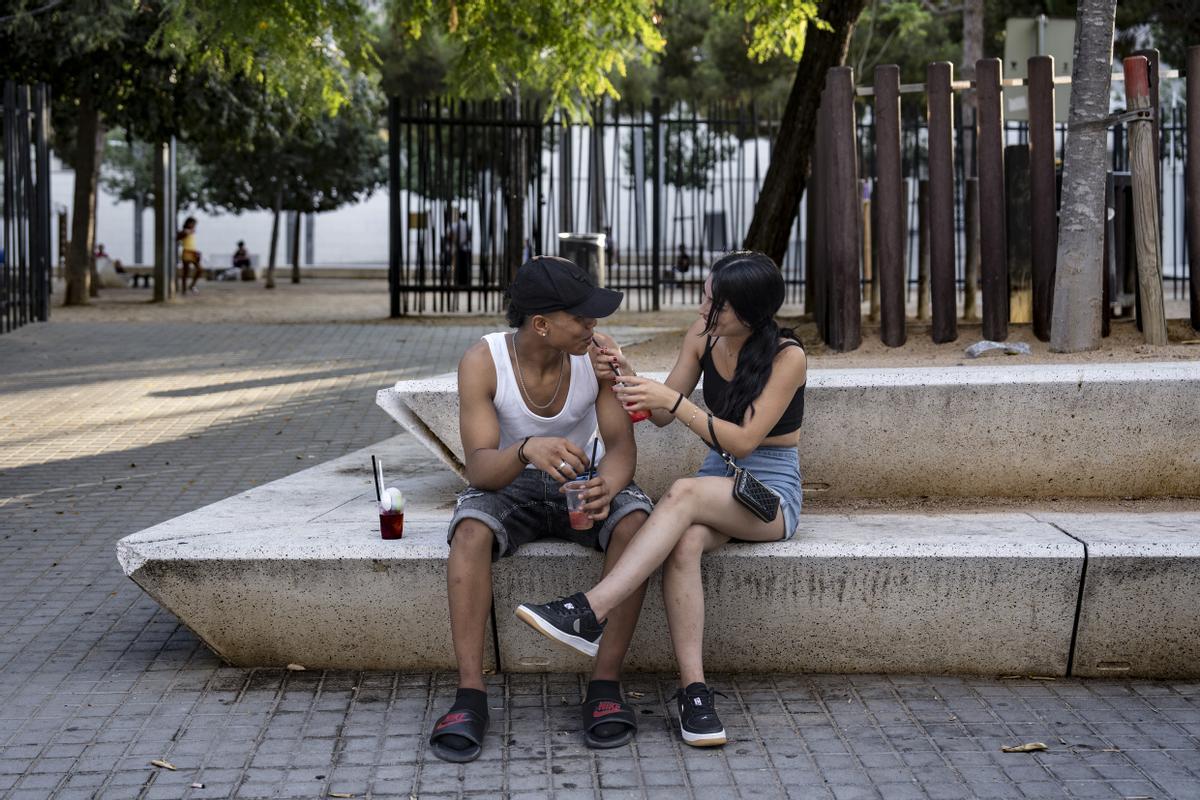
[540,330,547,337]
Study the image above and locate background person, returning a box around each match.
[516,250,807,748]
[177,217,203,294]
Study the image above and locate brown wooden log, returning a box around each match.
[824,67,862,351]
[926,61,957,342]
[963,178,980,322]
[873,64,906,346]
[917,178,930,321]
[1123,56,1168,345]
[975,58,1007,341]
[1028,55,1057,342]
[1005,145,1033,326]
[1187,46,1200,330]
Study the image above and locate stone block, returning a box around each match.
[1039,512,1200,679]
[379,361,1200,499]
[493,514,1083,675]
[117,436,490,671]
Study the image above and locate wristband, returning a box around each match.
[669,393,685,415]
[517,436,532,465]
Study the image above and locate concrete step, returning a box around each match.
[117,435,1200,677]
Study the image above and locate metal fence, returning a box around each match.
[387,80,1193,318]
[1,81,52,335]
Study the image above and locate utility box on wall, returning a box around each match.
[1003,15,1076,123]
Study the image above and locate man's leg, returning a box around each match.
[447,519,494,689]
[429,518,495,762]
[591,510,649,681]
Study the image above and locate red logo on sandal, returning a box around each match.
[592,701,623,718]
[435,712,469,730]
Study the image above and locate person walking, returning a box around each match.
[177,217,203,294]
[515,250,807,748]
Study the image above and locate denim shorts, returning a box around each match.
[448,468,654,561]
[696,445,802,540]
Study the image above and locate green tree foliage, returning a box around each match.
[389,0,666,117]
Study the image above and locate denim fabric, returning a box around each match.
[696,445,802,540]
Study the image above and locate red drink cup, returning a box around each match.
[379,509,404,539]
[564,480,592,530]
[626,407,651,423]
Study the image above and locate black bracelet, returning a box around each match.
[517,436,532,465]
[669,392,685,415]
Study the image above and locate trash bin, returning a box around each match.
[558,232,607,287]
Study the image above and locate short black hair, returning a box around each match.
[237,240,245,247]
[504,295,526,328]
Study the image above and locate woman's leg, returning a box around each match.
[585,475,783,620]
[662,524,729,688]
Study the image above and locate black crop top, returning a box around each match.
[700,336,805,435]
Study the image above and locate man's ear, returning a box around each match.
[530,314,550,337]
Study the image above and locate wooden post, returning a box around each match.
[824,67,861,352]
[975,58,1007,340]
[1123,56,1168,345]
[874,64,906,346]
[926,62,957,342]
[1187,46,1200,331]
[1006,144,1033,325]
[963,179,980,322]
[917,179,930,321]
[1028,55,1058,342]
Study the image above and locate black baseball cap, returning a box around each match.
[507,256,624,318]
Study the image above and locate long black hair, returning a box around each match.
[702,250,800,424]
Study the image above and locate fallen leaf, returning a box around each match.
[286,663,306,671]
[150,759,177,770]
[1001,742,1047,753]
[329,794,355,799]
[1028,675,1057,681]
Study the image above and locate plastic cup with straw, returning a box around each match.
[592,337,650,422]
[564,437,600,531]
[373,455,405,540]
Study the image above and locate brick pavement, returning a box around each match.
[1,306,1198,799]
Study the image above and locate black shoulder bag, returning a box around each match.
[707,413,780,523]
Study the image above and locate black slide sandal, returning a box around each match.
[429,708,487,763]
[581,696,637,749]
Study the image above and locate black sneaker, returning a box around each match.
[675,683,727,746]
[514,592,605,657]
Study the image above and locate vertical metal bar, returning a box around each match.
[651,97,662,311]
[388,96,401,317]
[873,65,905,347]
[33,84,51,322]
[3,81,16,333]
[17,85,32,327]
[976,58,1008,340]
[1028,55,1057,341]
[1188,46,1200,330]
[926,61,957,342]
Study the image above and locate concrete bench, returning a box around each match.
[117,434,1200,678]
[378,361,1200,500]
[124,265,155,288]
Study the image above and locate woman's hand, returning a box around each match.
[588,331,632,382]
[612,374,677,412]
[560,473,612,522]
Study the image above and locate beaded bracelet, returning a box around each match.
[669,393,685,415]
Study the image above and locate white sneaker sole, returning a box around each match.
[680,720,727,747]
[514,605,600,657]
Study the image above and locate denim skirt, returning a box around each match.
[696,445,802,540]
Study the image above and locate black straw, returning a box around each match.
[371,455,383,502]
[588,438,599,480]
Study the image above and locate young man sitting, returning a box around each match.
[429,256,653,763]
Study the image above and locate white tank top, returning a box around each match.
[484,332,605,468]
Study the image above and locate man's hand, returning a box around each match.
[523,436,590,482]
[561,473,613,522]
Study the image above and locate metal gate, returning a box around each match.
[1,81,52,335]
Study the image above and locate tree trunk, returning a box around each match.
[65,96,104,306]
[265,190,282,289]
[1050,0,1117,352]
[743,0,869,266]
[290,211,302,284]
[960,0,984,179]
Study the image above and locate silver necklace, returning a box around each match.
[512,331,566,411]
